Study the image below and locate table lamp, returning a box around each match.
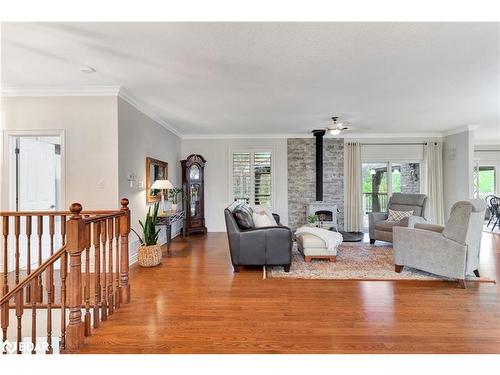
[150,179,173,212]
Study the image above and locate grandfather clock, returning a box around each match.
[181,154,207,235]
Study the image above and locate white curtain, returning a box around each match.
[424,141,445,225]
[345,142,362,232]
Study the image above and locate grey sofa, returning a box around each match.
[393,199,487,288]
[224,202,292,272]
[368,193,428,244]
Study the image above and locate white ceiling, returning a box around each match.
[1,22,499,142]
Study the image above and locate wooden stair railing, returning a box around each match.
[0,198,130,354]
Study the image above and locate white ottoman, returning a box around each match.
[295,228,342,262]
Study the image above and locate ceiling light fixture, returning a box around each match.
[79,65,96,73]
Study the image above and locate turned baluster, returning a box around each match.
[36,216,43,302]
[14,216,20,285]
[59,215,68,352]
[119,199,131,303]
[31,278,37,354]
[114,217,120,310]
[26,216,32,303]
[3,216,9,296]
[65,203,85,350]
[93,222,101,328]
[107,218,114,315]
[101,220,108,321]
[61,215,67,245]
[46,267,53,353]
[59,249,67,351]
[1,301,8,348]
[84,222,91,336]
[59,214,68,350]
[48,216,55,303]
[15,290,23,354]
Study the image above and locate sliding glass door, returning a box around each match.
[362,161,421,228]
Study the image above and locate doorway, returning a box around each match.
[4,133,64,270]
[8,135,63,211]
[361,161,422,229]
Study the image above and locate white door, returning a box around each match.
[9,136,62,272]
[18,137,57,211]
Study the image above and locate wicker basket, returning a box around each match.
[137,244,162,267]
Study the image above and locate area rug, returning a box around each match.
[265,242,495,283]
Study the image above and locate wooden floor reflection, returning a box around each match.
[77,232,500,354]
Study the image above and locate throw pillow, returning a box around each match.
[387,209,414,222]
[232,204,255,229]
[252,212,275,228]
[252,205,278,225]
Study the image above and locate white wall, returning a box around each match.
[1,96,119,211]
[443,130,475,219]
[117,98,182,253]
[181,138,288,232]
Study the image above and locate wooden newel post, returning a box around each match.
[119,198,131,304]
[65,203,85,350]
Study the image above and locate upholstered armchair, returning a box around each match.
[224,203,292,272]
[368,193,428,244]
[393,200,487,288]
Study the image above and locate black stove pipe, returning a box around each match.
[312,130,326,201]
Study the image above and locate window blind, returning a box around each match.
[253,152,272,207]
[232,151,272,207]
[232,152,251,204]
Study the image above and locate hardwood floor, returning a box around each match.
[76,232,500,354]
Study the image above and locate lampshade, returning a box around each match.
[151,179,173,190]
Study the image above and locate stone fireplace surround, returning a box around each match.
[306,202,339,231]
[287,138,344,231]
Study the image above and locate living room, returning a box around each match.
[1,1,500,373]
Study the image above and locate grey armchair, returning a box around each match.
[368,193,428,244]
[393,199,487,288]
[224,203,292,272]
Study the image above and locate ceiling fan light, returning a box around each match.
[329,129,342,135]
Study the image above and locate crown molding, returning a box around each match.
[342,132,443,139]
[182,133,312,139]
[183,132,444,140]
[1,85,182,138]
[1,85,121,96]
[117,88,182,138]
[442,124,479,137]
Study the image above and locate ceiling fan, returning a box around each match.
[325,116,352,135]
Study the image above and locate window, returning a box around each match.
[232,151,272,207]
[361,161,421,228]
[477,166,496,199]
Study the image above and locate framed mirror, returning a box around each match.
[146,157,168,203]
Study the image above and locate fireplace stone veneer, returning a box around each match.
[287,138,344,231]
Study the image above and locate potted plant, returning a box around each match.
[307,214,319,227]
[168,186,183,212]
[131,202,162,267]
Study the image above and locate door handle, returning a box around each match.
[49,204,55,209]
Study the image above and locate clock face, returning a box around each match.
[189,165,200,180]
